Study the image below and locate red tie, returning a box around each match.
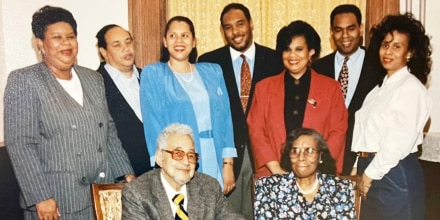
[240,54,251,112]
[338,56,349,99]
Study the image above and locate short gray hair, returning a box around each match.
[156,123,194,151]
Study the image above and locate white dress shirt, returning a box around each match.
[105,63,142,122]
[160,172,188,216]
[352,66,431,179]
[230,42,256,94]
[335,48,365,107]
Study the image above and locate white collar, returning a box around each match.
[104,63,139,80]
[335,47,363,63]
[383,66,410,85]
[160,171,187,199]
[229,41,256,61]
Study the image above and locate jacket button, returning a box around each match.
[98,147,103,152]
[81,177,87,182]
[99,122,103,127]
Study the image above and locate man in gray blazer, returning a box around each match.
[122,123,245,219]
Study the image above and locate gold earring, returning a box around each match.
[407,55,411,62]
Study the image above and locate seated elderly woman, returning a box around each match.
[254,128,356,219]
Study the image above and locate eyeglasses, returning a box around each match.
[290,147,318,157]
[162,149,199,163]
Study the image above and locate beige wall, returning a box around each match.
[168,0,366,57]
[424,0,440,132]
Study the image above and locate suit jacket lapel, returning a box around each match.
[151,171,175,219]
[328,53,337,78]
[248,44,266,114]
[74,65,96,109]
[268,72,287,144]
[348,54,375,111]
[38,63,83,109]
[187,178,203,218]
[220,47,241,103]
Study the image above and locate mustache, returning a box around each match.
[123,53,135,59]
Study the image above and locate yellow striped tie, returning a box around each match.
[173,193,188,220]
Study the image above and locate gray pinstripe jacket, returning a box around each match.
[4,62,134,213]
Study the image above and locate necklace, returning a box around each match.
[296,174,319,195]
[168,61,193,83]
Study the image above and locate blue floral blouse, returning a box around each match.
[254,172,356,220]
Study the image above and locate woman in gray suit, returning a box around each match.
[4,5,135,220]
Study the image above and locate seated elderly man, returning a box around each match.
[122,123,245,219]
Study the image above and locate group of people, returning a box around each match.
[3,2,432,220]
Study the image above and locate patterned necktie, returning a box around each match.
[173,194,188,220]
[240,54,251,113]
[338,56,349,99]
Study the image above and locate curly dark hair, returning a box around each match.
[367,13,432,85]
[276,20,321,62]
[280,128,336,174]
[160,16,198,63]
[31,5,77,40]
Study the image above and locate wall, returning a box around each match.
[168,0,366,58]
[400,0,440,132]
[424,1,440,132]
[0,0,128,144]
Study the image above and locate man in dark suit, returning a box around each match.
[122,123,245,219]
[198,3,283,219]
[312,4,380,175]
[96,24,151,176]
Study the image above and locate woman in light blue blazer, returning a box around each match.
[140,16,236,195]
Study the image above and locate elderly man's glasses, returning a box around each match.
[162,149,199,163]
[290,147,318,157]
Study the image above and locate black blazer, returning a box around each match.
[312,49,381,174]
[97,63,151,176]
[198,44,284,176]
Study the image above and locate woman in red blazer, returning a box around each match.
[247,21,348,178]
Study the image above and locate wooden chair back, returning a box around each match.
[91,183,125,220]
[339,175,361,220]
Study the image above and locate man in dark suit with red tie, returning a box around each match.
[312,4,381,175]
[198,3,283,219]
